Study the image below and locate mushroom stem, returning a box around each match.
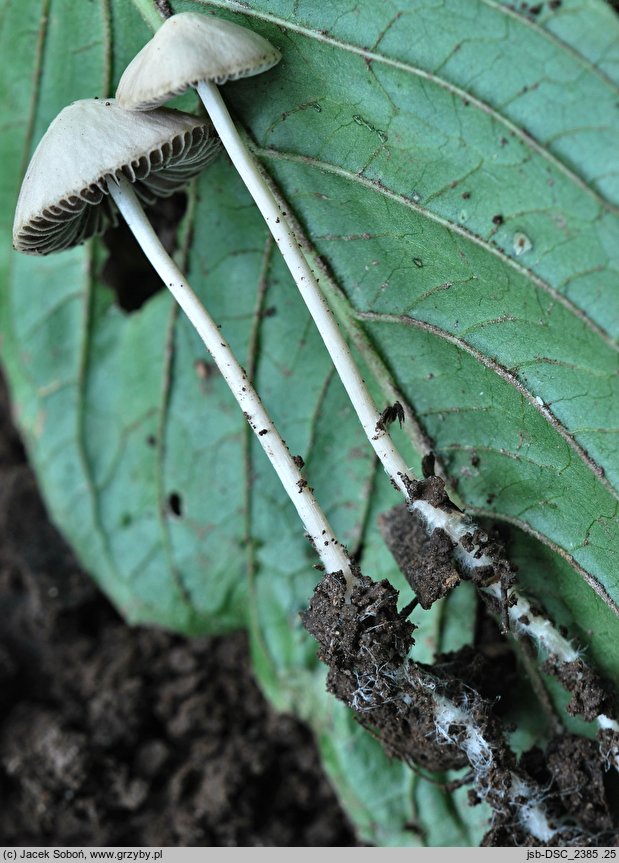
[107,174,354,583]
[196,80,412,499]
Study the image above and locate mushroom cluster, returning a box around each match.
[13,14,619,818]
[12,8,496,583]
[12,13,354,583]
[12,9,495,585]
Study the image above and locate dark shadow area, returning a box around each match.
[100,193,188,312]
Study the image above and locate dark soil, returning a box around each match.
[378,503,460,609]
[542,656,613,723]
[0,372,357,846]
[302,565,619,846]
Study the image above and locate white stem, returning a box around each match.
[197,82,500,575]
[107,175,353,581]
[197,82,501,578]
[196,80,412,499]
[483,582,580,662]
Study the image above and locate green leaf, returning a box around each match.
[1,0,618,846]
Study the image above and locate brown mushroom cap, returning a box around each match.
[116,13,281,111]
[13,98,219,255]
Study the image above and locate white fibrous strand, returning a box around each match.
[597,715,619,771]
[433,695,557,843]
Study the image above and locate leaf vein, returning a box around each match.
[200,0,619,214]
[358,309,618,499]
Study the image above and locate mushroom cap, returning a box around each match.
[13,98,219,255]
[116,13,281,110]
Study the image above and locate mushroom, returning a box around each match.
[115,12,415,500]
[13,97,354,582]
[13,98,217,255]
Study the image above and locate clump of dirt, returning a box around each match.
[546,735,613,832]
[301,571,495,772]
[401,473,454,510]
[0,373,356,846]
[542,657,613,722]
[380,501,616,730]
[387,476,517,612]
[378,503,460,608]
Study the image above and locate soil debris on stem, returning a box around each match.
[379,499,619,756]
[302,570,619,846]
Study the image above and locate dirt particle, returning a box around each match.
[375,402,405,435]
[492,214,504,227]
[421,452,436,478]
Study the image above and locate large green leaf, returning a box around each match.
[1,0,618,846]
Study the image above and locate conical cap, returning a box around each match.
[116,13,281,110]
[13,98,219,255]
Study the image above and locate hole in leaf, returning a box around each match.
[168,492,183,517]
[100,192,188,312]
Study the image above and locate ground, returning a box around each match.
[0,372,357,846]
